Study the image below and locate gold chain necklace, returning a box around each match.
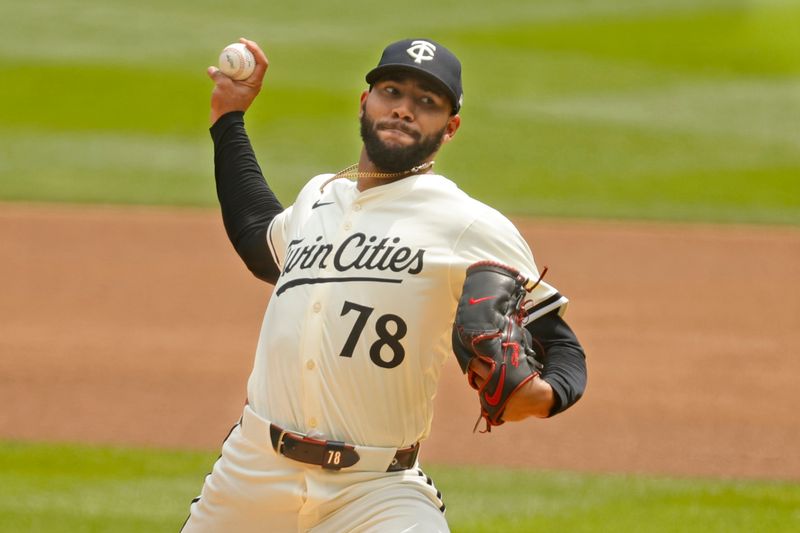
[319,161,435,192]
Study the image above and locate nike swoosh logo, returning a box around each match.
[312,200,334,209]
[484,365,505,406]
[469,296,495,305]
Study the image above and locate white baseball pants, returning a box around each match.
[181,405,449,532]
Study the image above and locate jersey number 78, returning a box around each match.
[339,301,407,369]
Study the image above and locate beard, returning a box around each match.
[360,113,446,173]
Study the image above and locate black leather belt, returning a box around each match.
[269,423,419,472]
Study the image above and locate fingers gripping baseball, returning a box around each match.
[208,38,270,125]
[452,261,544,431]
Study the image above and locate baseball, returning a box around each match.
[219,43,255,80]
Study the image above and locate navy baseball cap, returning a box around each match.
[366,38,463,114]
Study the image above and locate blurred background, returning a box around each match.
[1,0,798,531]
[1,0,798,221]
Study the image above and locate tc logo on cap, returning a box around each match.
[406,40,436,64]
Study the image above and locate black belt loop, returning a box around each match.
[387,442,420,472]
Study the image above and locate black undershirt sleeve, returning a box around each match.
[209,111,284,284]
[526,311,587,417]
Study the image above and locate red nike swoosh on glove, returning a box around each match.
[469,296,495,305]
[484,366,506,406]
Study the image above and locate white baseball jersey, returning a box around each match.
[248,172,567,448]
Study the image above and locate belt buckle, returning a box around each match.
[276,429,288,454]
[322,440,347,470]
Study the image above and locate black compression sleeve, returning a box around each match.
[210,111,284,284]
[526,311,587,417]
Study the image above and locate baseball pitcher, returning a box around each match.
[182,37,587,532]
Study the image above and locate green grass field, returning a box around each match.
[1,0,798,223]
[1,441,798,533]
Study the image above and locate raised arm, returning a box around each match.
[207,39,284,284]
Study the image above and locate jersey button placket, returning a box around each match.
[341,200,363,233]
[343,201,359,231]
[303,199,359,433]
[302,285,328,435]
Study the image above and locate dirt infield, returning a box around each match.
[1,203,798,480]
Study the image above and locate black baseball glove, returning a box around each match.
[452,261,544,432]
